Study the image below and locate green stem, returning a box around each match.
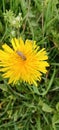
[2,0,5,12]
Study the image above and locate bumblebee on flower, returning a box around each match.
[0,37,49,86]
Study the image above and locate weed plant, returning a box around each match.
[0,0,59,130]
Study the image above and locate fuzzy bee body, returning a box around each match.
[16,51,26,60]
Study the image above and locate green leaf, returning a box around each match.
[0,84,8,92]
[32,85,39,95]
[52,113,59,124]
[56,102,59,112]
[42,103,53,113]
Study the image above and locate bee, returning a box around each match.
[16,50,26,60]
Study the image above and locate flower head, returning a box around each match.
[0,38,49,86]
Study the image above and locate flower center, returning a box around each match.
[16,51,26,60]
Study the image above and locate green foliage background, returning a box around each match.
[0,0,59,130]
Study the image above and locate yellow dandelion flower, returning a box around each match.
[0,37,49,86]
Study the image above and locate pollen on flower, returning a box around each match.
[0,37,49,86]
